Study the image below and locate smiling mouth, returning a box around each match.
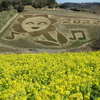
[31,27,39,29]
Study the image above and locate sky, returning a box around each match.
[56,0,100,3]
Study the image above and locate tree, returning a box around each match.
[21,0,33,5]
[1,0,10,9]
[41,0,47,7]
[33,2,38,8]
[33,0,47,8]
[90,38,100,50]
[59,3,69,9]
[55,2,58,8]
[17,5,24,12]
[47,0,56,4]
[90,6,100,14]
[47,0,56,8]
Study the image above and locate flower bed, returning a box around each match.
[0,51,100,100]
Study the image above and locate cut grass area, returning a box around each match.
[34,41,60,46]
[26,9,100,19]
[0,9,100,53]
[70,30,86,40]
[67,40,91,49]
[57,33,68,44]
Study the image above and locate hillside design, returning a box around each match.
[0,11,100,53]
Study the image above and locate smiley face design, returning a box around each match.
[22,17,51,32]
[5,14,68,46]
[6,15,57,41]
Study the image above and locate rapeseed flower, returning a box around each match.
[0,51,100,99]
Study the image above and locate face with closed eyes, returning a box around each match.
[22,17,51,32]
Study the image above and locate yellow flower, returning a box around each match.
[36,96,42,100]
[97,97,100,100]
[0,51,100,99]
[87,93,90,96]
[65,98,69,100]
[55,95,61,100]
[15,97,18,100]
[57,88,64,94]
[0,80,3,84]
[65,91,70,95]
[21,97,27,100]
[69,93,83,100]
[76,86,80,92]
[84,95,90,100]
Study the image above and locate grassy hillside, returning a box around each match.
[0,9,100,53]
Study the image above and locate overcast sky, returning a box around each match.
[56,0,100,3]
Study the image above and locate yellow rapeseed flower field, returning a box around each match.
[0,51,100,100]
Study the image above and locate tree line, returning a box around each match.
[0,0,58,12]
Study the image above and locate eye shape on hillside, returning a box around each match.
[25,22,47,25]
[37,22,47,25]
[26,22,34,24]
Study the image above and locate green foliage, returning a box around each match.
[32,0,47,8]
[32,0,57,8]
[48,4,56,8]
[16,5,24,12]
[1,0,10,9]
[32,2,38,8]
[90,84,100,100]
[0,10,17,30]
[90,38,100,50]
[59,3,69,9]
[47,0,57,8]
[47,0,56,4]
[21,0,33,5]
[55,2,58,8]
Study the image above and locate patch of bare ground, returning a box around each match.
[0,40,97,54]
[88,38,100,51]
[0,43,29,54]
[0,46,20,53]
[65,39,100,53]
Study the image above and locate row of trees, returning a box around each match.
[89,5,100,14]
[0,0,10,11]
[0,0,58,12]
[13,0,58,8]
[0,0,24,12]
[32,0,58,8]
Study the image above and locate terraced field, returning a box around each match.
[0,9,100,53]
